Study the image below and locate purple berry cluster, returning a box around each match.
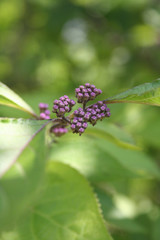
[71,108,88,135]
[39,103,50,120]
[75,83,102,103]
[38,83,111,138]
[84,101,111,126]
[53,95,76,117]
[51,127,68,137]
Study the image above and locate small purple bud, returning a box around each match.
[91,116,97,121]
[64,95,69,99]
[78,108,83,111]
[39,103,45,109]
[59,108,65,113]
[64,101,68,106]
[91,110,96,115]
[77,93,83,98]
[82,88,87,93]
[65,106,70,112]
[45,110,50,115]
[93,88,99,94]
[73,119,78,124]
[97,101,103,106]
[82,122,88,128]
[106,112,111,117]
[53,105,58,110]
[90,84,95,89]
[77,122,82,127]
[70,100,76,106]
[87,88,92,93]
[78,117,83,122]
[44,104,48,109]
[45,116,50,120]
[97,89,102,95]
[59,102,65,107]
[79,128,84,133]
[93,104,98,109]
[79,85,85,89]
[71,124,76,129]
[97,114,101,119]
[79,111,85,117]
[84,93,90,100]
[85,83,91,88]
[40,113,46,119]
[101,113,105,118]
[75,88,81,93]
[86,108,92,112]
[54,100,59,104]
[74,110,79,115]
[96,109,100,113]
[101,106,106,111]
[84,114,90,120]
[90,92,96,99]
[106,108,110,112]
[59,96,65,101]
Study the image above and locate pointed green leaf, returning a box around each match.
[0,129,45,230]
[105,79,160,106]
[2,162,113,240]
[0,118,47,177]
[0,82,38,118]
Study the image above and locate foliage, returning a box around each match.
[0,1,160,239]
[0,81,160,239]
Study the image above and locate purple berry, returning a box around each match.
[82,122,88,128]
[79,128,84,133]
[45,110,50,115]
[71,124,76,129]
[40,113,46,119]
[85,83,91,88]
[70,100,76,106]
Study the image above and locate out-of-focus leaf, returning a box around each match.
[105,79,160,106]
[0,129,45,230]
[49,133,160,180]
[48,133,140,182]
[0,162,113,240]
[86,123,140,150]
[0,82,37,118]
[98,139,160,179]
[0,118,47,177]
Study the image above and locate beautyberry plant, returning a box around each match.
[39,83,111,137]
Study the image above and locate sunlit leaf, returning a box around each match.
[0,82,38,118]
[0,118,47,177]
[0,129,45,230]
[105,79,160,106]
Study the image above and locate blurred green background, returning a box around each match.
[0,0,160,239]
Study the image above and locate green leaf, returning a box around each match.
[0,118,47,177]
[48,133,140,182]
[97,139,160,179]
[1,162,113,240]
[85,123,140,150]
[105,79,160,106]
[48,133,160,181]
[0,82,38,118]
[0,129,45,230]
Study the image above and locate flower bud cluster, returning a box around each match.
[51,127,68,137]
[84,101,111,126]
[71,108,88,135]
[75,83,102,103]
[39,103,50,120]
[53,95,76,117]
